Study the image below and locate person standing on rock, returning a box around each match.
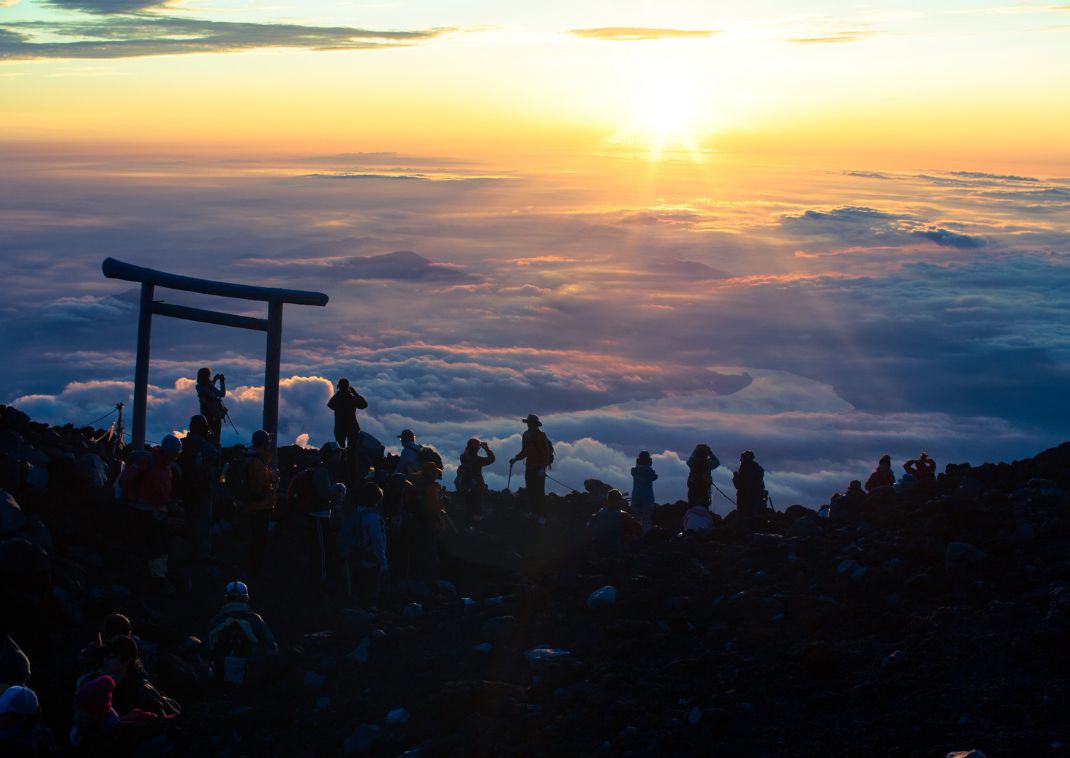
[510,414,554,522]
[396,429,424,478]
[733,450,766,517]
[195,368,227,444]
[118,434,182,592]
[903,452,936,486]
[244,430,278,579]
[178,415,221,569]
[630,451,658,533]
[686,444,720,507]
[327,378,368,450]
[865,454,895,492]
[457,438,495,530]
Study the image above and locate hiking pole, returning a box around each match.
[712,480,736,506]
[507,460,514,490]
[224,410,240,437]
[545,472,581,494]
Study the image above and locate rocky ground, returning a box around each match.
[2,403,1069,756]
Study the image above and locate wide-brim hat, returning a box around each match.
[522,414,542,426]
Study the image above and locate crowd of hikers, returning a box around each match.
[0,370,941,755]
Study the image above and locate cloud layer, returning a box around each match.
[1,149,1067,508]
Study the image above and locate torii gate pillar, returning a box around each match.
[103,258,329,460]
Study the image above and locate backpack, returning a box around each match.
[223,456,252,503]
[177,440,216,500]
[209,617,257,686]
[418,446,444,470]
[285,468,319,515]
[118,454,154,503]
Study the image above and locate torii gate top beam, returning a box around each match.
[102,257,329,306]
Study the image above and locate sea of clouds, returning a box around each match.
[2,148,1067,513]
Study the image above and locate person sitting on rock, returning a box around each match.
[686,444,720,507]
[828,480,867,522]
[682,502,716,536]
[457,438,495,530]
[69,675,120,754]
[77,614,135,688]
[732,450,766,517]
[327,379,368,450]
[337,482,389,605]
[195,368,227,444]
[99,635,180,718]
[903,452,936,486]
[0,685,57,756]
[865,454,895,492]
[630,451,658,533]
[205,580,278,686]
[587,489,642,555]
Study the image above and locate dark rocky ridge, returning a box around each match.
[1,402,1068,756]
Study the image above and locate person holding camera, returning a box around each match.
[196,367,227,443]
[457,437,496,530]
[327,378,368,450]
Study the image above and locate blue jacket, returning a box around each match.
[630,464,658,505]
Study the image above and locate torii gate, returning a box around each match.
[102,258,329,457]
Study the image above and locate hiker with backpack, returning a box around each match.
[337,482,389,605]
[457,438,495,530]
[404,461,445,581]
[686,443,720,507]
[232,430,278,579]
[630,451,658,533]
[117,435,182,591]
[510,414,554,522]
[286,442,347,582]
[733,450,767,518]
[178,415,220,567]
[327,378,368,450]
[205,580,277,686]
[195,368,227,444]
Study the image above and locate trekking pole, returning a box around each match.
[507,460,514,490]
[712,480,736,506]
[545,472,581,494]
[224,410,240,437]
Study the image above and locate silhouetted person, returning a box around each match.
[588,489,642,555]
[195,368,227,443]
[337,482,389,605]
[0,685,56,756]
[511,414,554,521]
[686,444,720,507]
[243,430,278,579]
[405,462,444,581]
[457,438,495,529]
[904,452,936,486]
[865,454,895,492]
[98,636,179,718]
[205,580,277,685]
[178,414,220,567]
[732,450,766,517]
[396,429,423,478]
[327,379,367,449]
[630,451,658,533]
[118,435,181,591]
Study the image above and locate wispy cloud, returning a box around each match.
[0,17,454,60]
[786,31,873,44]
[569,27,718,42]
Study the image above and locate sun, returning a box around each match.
[614,65,707,161]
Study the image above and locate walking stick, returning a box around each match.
[507,459,514,490]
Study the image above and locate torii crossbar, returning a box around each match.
[102,257,329,455]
